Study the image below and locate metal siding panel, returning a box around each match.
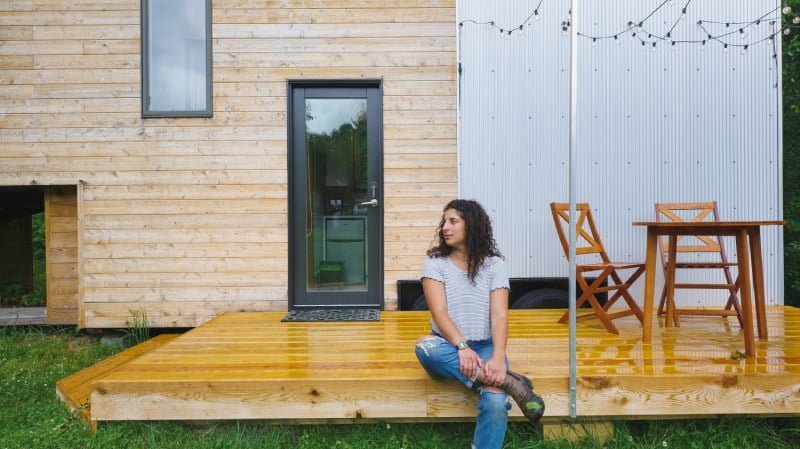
[458,0,783,305]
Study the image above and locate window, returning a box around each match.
[142,0,212,117]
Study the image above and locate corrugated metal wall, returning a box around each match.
[458,0,784,306]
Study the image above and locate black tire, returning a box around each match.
[511,288,569,309]
[412,294,429,310]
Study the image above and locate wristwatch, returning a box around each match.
[455,340,468,351]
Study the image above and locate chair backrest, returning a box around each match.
[549,203,610,263]
[654,202,728,266]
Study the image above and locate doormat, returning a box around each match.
[281,308,380,322]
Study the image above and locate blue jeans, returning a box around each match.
[414,334,511,449]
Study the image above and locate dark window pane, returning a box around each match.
[145,0,209,114]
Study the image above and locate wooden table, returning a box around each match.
[633,221,784,356]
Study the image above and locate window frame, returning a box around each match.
[141,0,213,118]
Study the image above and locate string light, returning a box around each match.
[456,0,800,62]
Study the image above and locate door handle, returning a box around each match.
[359,182,379,208]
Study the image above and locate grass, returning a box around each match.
[1,326,800,449]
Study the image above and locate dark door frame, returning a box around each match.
[287,79,384,310]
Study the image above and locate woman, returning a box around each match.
[414,199,544,449]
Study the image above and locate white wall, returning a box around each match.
[458,0,784,306]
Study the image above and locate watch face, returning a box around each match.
[457,341,468,350]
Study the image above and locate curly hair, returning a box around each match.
[427,199,502,281]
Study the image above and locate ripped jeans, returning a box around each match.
[414,334,511,449]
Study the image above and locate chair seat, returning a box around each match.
[579,262,645,272]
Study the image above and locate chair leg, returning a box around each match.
[657,284,668,316]
[722,265,744,327]
[558,269,620,334]
[727,276,745,328]
[587,293,619,334]
[557,274,606,324]
[613,267,645,323]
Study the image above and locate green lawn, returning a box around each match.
[1,326,799,449]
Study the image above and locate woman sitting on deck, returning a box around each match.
[414,199,545,449]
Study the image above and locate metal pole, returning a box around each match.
[568,0,579,420]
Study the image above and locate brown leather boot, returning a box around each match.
[501,369,545,424]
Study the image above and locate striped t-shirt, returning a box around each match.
[421,255,509,341]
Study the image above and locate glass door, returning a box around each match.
[289,84,382,308]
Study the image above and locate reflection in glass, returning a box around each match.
[305,99,368,291]
[146,0,208,113]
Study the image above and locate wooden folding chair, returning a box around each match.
[550,203,645,334]
[655,202,743,327]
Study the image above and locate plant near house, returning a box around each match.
[124,308,150,346]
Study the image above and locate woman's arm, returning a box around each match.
[482,287,509,385]
[423,278,482,378]
[422,278,463,344]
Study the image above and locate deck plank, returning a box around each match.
[56,333,180,428]
[62,307,800,422]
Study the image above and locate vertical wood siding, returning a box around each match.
[45,186,79,324]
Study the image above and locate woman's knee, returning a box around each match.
[478,390,511,416]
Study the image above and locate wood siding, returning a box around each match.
[0,0,457,327]
[45,186,79,324]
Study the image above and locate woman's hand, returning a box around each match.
[482,355,506,387]
[458,346,483,379]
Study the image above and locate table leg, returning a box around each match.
[748,227,768,340]
[665,235,679,327]
[643,228,659,343]
[735,229,755,356]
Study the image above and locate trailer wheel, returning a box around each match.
[412,294,429,310]
[511,288,569,309]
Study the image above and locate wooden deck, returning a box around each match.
[60,308,800,425]
[0,307,46,326]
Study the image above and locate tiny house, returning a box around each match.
[0,0,784,328]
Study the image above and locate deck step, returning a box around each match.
[55,333,181,430]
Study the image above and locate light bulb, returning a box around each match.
[785,28,793,35]
[723,44,729,53]
[681,7,687,19]
[783,6,793,15]
[794,16,800,25]
[592,38,597,47]
[615,35,620,44]
[741,46,747,55]
[652,42,657,52]
[631,32,637,41]
[534,10,540,21]
[670,42,676,51]
[739,29,746,39]
[518,25,524,35]
[700,40,706,50]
